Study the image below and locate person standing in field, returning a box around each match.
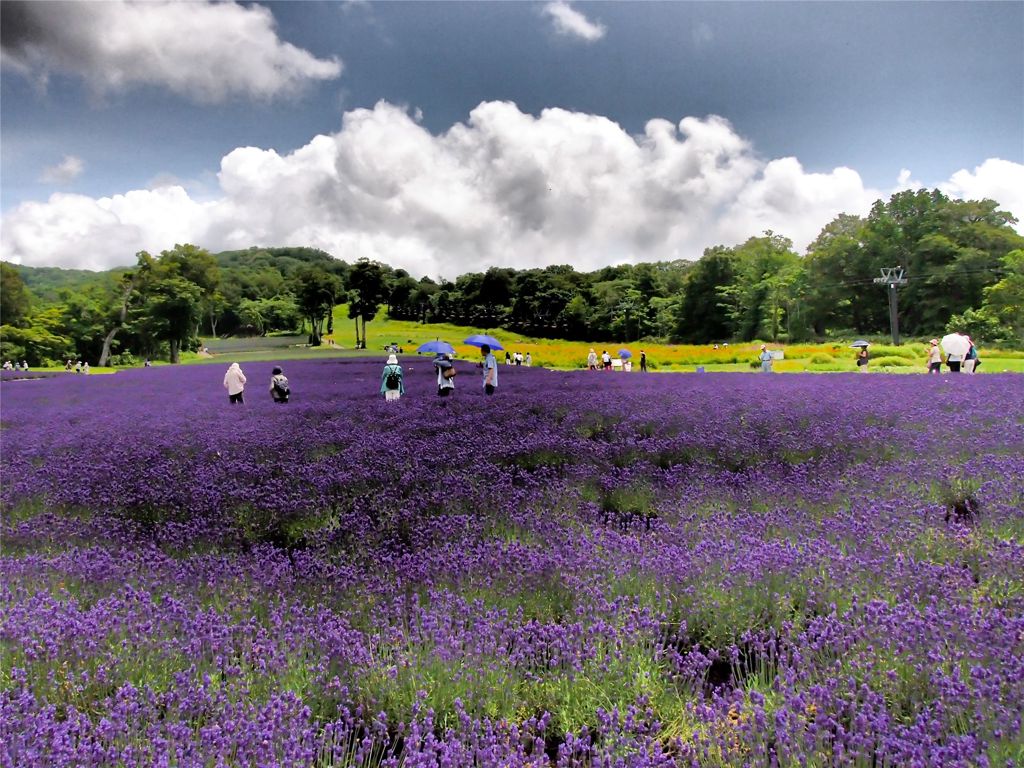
[640,350,647,372]
[224,362,247,404]
[380,354,404,401]
[505,351,512,366]
[601,350,612,371]
[963,337,980,374]
[525,352,532,366]
[481,344,498,395]
[926,339,943,374]
[587,349,598,371]
[270,366,290,404]
[434,353,456,397]
[856,346,869,372]
[758,345,773,373]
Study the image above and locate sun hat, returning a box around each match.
[930,339,938,345]
[386,354,398,365]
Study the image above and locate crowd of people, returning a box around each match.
[211,333,985,406]
[219,343,502,405]
[2,360,29,372]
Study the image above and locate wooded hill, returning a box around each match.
[2,188,1022,366]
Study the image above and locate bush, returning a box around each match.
[871,356,917,368]
[810,353,834,364]
[110,352,138,367]
[868,345,916,360]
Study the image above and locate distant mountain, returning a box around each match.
[9,246,349,303]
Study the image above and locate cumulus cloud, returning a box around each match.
[0,0,341,102]
[3,100,1022,276]
[939,158,1024,224]
[39,155,84,185]
[543,1,606,42]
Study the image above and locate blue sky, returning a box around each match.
[2,1,1022,276]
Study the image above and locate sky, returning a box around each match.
[1,0,1022,279]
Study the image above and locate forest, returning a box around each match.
[1,188,1022,366]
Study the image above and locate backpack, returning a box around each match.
[273,376,290,397]
[385,366,401,390]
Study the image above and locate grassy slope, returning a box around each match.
[23,304,1024,372]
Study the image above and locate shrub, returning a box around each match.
[871,356,917,368]
[810,353,834,364]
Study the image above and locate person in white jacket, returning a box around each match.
[223,362,247,404]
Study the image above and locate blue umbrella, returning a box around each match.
[417,340,455,355]
[618,348,632,359]
[463,334,504,351]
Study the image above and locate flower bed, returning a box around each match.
[2,361,1023,766]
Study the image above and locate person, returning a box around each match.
[144,358,152,368]
[2,361,12,370]
[380,354,404,402]
[21,361,29,372]
[223,362,247,404]
[926,339,943,374]
[963,336,980,374]
[514,351,523,366]
[270,366,290,403]
[640,350,647,372]
[525,352,532,366]
[856,346,869,372]
[75,361,82,374]
[505,351,512,366]
[758,345,773,373]
[481,344,498,395]
[601,350,612,371]
[64,360,73,371]
[587,349,598,371]
[434,353,456,397]
[82,362,90,375]
[946,347,962,373]
[713,343,719,350]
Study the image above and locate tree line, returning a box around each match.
[1,188,1022,367]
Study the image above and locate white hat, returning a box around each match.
[386,354,398,365]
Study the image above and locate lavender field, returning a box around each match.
[2,361,1023,767]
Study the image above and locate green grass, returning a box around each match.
[22,303,1019,373]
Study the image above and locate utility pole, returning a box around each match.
[873,267,908,345]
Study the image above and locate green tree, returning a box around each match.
[673,246,736,343]
[346,259,388,347]
[0,262,32,328]
[292,267,342,346]
[135,277,203,363]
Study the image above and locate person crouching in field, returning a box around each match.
[381,354,404,401]
[270,366,290,403]
[224,362,247,404]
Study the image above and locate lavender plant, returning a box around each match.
[2,362,1022,766]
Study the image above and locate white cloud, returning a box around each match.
[542,1,607,42]
[939,158,1024,224]
[1,0,341,102]
[39,155,84,184]
[3,100,1022,277]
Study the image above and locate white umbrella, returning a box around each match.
[940,333,970,358]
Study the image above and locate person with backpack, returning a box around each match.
[270,366,290,403]
[434,353,456,397]
[963,336,980,374]
[380,354,405,401]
